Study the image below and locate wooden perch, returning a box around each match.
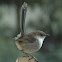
[16,56,38,62]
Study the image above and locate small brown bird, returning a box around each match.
[14,2,49,61]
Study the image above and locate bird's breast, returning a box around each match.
[36,36,45,49]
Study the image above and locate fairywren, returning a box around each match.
[14,2,49,59]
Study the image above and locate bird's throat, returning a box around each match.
[35,36,45,48]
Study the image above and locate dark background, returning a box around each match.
[0,0,62,62]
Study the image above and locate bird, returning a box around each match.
[14,2,49,62]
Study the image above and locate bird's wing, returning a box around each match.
[20,35,36,43]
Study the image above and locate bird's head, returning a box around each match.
[38,31,50,37]
[36,31,50,40]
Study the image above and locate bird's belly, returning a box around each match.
[23,40,43,53]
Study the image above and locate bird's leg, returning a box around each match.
[21,50,38,62]
[22,52,38,62]
[21,50,33,57]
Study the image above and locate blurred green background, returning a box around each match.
[0,0,62,62]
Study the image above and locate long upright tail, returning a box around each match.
[20,2,27,37]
